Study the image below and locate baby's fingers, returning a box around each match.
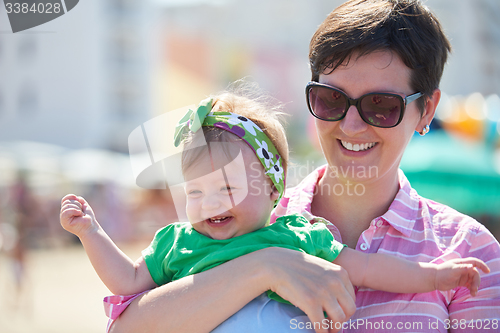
[470,274,480,297]
[61,194,90,211]
[453,264,482,296]
[61,201,83,216]
[61,205,83,216]
[61,194,80,205]
[459,257,490,274]
[61,195,83,210]
[464,266,481,297]
[60,205,84,222]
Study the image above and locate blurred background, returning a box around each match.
[0,0,499,332]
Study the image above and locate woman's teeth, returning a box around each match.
[341,140,376,152]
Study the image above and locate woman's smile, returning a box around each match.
[339,140,378,152]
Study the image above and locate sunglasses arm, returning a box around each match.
[405,92,423,104]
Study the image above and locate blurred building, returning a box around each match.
[429,0,500,96]
[157,0,344,116]
[156,0,500,169]
[0,0,155,152]
[1,0,499,152]
[157,0,500,106]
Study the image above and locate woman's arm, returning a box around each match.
[110,247,357,333]
[334,248,490,294]
[60,194,157,295]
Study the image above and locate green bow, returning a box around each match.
[173,97,213,147]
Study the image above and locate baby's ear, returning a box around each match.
[270,184,280,202]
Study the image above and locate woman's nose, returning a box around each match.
[339,105,369,136]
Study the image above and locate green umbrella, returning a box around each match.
[400,131,500,216]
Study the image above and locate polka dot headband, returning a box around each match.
[174,97,285,203]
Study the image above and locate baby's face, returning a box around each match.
[184,144,278,240]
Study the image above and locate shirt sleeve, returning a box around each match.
[448,221,500,331]
[308,221,346,262]
[275,214,346,262]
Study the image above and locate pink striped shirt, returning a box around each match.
[271,165,500,333]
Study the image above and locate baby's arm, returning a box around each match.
[60,194,157,295]
[334,248,490,296]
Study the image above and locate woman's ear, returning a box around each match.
[416,88,441,132]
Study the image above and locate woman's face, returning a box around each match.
[315,51,438,184]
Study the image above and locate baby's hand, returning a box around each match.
[434,257,490,296]
[60,194,99,238]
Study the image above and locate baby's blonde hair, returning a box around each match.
[182,80,289,177]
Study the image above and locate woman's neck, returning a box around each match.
[311,166,400,248]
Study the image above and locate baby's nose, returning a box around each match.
[201,194,221,211]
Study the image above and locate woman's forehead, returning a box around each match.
[320,50,412,95]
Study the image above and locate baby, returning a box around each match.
[60,86,489,332]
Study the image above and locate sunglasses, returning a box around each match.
[306,82,423,128]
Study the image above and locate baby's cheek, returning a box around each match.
[247,178,266,197]
[185,200,197,220]
[227,189,246,207]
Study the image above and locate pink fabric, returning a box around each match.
[272,165,500,333]
[103,291,148,332]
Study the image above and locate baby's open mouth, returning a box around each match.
[208,216,231,224]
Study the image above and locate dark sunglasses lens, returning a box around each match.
[360,94,402,127]
[308,86,346,121]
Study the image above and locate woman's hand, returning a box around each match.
[263,247,356,333]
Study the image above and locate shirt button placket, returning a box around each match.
[360,243,369,251]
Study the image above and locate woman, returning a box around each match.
[109,1,500,332]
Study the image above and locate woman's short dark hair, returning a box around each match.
[309,0,451,112]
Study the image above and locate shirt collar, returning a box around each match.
[379,169,420,237]
[286,165,421,238]
[285,165,327,216]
